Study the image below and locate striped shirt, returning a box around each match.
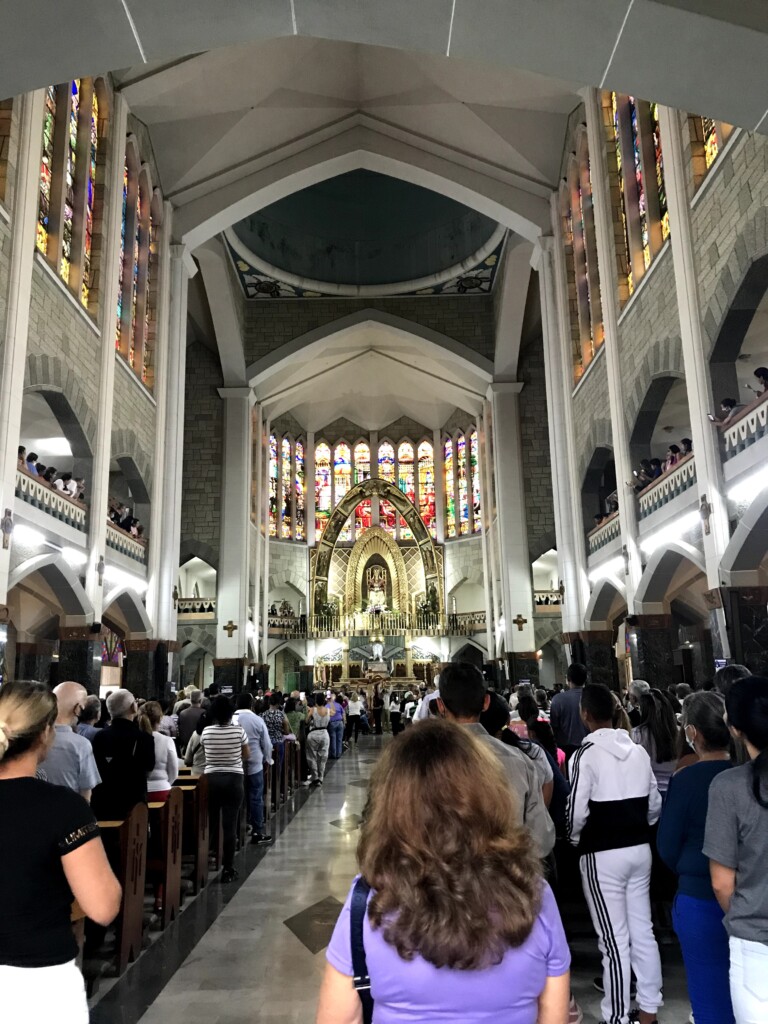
[201,724,247,774]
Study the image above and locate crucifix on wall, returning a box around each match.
[512,614,528,632]
[223,620,238,638]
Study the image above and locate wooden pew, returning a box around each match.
[98,803,148,974]
[147,788,183,929]
[177,778,209,894]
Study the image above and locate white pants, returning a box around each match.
[306,729,330,782]
[730,936,768,1024]
[580,846,663,1024]
[1,959,88,1024]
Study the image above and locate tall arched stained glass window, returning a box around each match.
[470,428,481,533]
[281,437,293,539]
[611,92,633,296]
[60,79,80,284]
[129,182,141,367]
[457,433,469,535]
[418,441,436,538]
[397,441,415,540]
[37,86,57,254]
[649,103,669,242]
[115,165,127,352]
[315,442,332,542]
[354,442,371,537]
[444,437,456,539]
[378,441,396,535]
[81,88,98,306]
[334,442,352,542]
[629,97,650,270]
[295,439,305,541]
[268,434,279,537]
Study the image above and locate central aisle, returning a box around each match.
[137,742,381,1024]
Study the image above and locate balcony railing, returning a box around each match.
[534,590,562,613]
[106,521,147,565]
[723,394,768,460]
[176,597,217,621]
[267,610,487,639]
[637,454,696,520]
[15,469,87,532]
[587,511,621,555]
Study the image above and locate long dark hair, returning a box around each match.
[638,690,678,763]
[726,677,768,808]
[526,718,558,761]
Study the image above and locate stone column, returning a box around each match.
[405,639,414,679]
[432,428,446,545]
[15,639,56,684]
[249,402,263,657]
[153,245,193,685]
[260,417,271,661]
[0,90,45,605]
[476,409,495,656]
[538,228,591,631]
[84,93,129,618]
[305,430,315,545]
[212,657,245,695]
[657,105,731,651]
[626,614,679,687]
[488,383,536,655]
[58,626,103,694]
[583,87,642,603]
[479,400,502,648]
[214,387,252,692]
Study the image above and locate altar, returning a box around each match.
[367,660,389,676]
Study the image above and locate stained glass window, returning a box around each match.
[37,85,57,254]
[470,428,481,533]
[611,92,633,296]
[142,216,154,383]
[457,433,469,535]
[315,442,332,542]
[81,89,98,306]
[629,97,650,270]
[397,441,415,540]
[268,434,278,537]
[60,80,79,284]
[444,437,456,539]
[703,117,719,169]
[378,441,396,536]
[129,184,141,367]
[417,441,436,538]
[334,443,353,542]
[353,442,370,537]
[295,439,305,541]
[649,103,669,242]
[281,437,293,539]
[115,165,128,352]
[576,181,593,350]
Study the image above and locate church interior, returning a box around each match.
[1,3,768,1022]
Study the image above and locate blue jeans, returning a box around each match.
[329,719,344,758]
[673,893,734,1024]
[246,770,265,833]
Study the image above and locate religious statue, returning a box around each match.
[1,509,12,550]
[372,641,384,661]
[365,564,388,613]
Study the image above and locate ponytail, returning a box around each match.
[725,677,768,808]
[752,749,768,809]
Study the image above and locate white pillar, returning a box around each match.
[145,201,173,631]
[489,382,535,652]
[216,387,253,659]
[249,402,263,656]
[479,400,502,646]
[432,427,446,545]
[84,94,129,616]
[154,245,192,642]
[260,417,271,659]
[534,235,589,631]
[657,105,730,584]
[0,89,45,603]
[305,430,315,545]
[583,87,642,604]
[476,409,495,655]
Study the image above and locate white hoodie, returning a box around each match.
[566,727,661,855]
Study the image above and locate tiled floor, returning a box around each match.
[96,737,694,1024]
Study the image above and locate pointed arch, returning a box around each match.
[345,527,409,613]
[102,584,153,636]
[585,576,627,630]
[9,553,93,622]
[720,486,768,586]
[634,541,706,615]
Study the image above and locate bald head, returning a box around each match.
[53,682,88,725]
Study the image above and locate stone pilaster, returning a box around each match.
[15,640,56,685]
[626,614,678,688]
[213,657,245,695]
[724,587,768,676]
[57,626,103,694]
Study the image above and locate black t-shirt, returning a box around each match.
[0,777,99,967]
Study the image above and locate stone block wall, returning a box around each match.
[181,341,223,562]
[518,331,555,561]
[111,362,156,492]
[571,352,611,485]
[243,294,495,364]
[444,536,484,595]
[267,540,308,601]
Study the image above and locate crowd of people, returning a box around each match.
[108,498,145,540]
[2,663,767,1024]
[17,446,85,501]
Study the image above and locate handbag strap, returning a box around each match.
[350,876,374,1024]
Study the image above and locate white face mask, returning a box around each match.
[685,726,696,752]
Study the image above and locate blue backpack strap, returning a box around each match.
[350,877,374,1024]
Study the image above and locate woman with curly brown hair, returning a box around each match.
[316,718,570,1024]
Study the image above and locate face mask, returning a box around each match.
[685,727,696,752]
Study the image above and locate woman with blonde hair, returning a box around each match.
[317,719,570,1024]
[0,681,121,1023]
[139,700,180,802]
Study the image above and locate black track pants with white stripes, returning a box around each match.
[580,844,663,1024]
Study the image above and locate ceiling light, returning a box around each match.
[13,524,45,546]
[588,557,624,583]
[728,470,768,505]
[639,511,700,555]
[103,564,148,595]
[28,436,73,456]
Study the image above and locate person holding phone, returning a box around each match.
[708,398,743,426]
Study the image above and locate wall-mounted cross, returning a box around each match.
[223,620,238,638]
[512,614,528,632]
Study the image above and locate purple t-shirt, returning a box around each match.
[326,879,570,1024]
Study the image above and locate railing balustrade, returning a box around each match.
[15,469,87,532]
[266,610,487,638]
[723,394,768,460]
[106,520,148,565]
[637,454,696,520]
[534,589,562,612]
[177,597,217,617]
[587,511,621,554]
